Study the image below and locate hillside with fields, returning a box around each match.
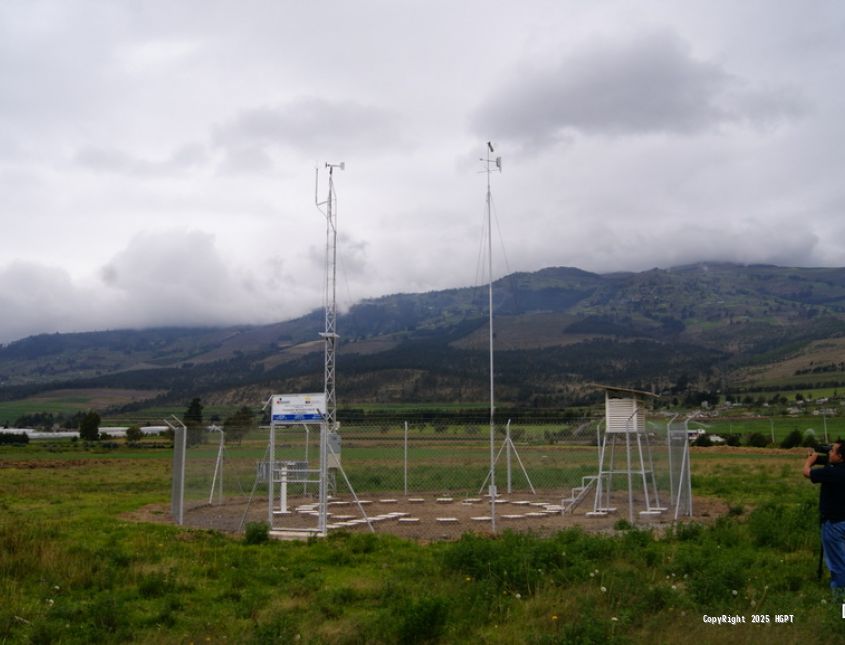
[2,262,845,413]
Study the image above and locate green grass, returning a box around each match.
[2,441,845,643]
[0,400,90,424]
[699,417,845,444]
[105,404,243,424]
[341,402,491,412]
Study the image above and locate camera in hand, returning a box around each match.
[815,444,832,465]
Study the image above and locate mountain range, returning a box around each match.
[3,262,845,411]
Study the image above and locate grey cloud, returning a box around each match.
[100,230,259,324]
[547,218,821,275]
[337,233,369,278]
[473,31,806,147]
[0,231,320,344]
[216,146,274,175]
[0,261,102,344]
[74,142,209,176]
[98,230,322,328]
[213,96,403,156]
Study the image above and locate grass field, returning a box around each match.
[695,417,845,443]
[0,389,167,426]
[2,439,845,644]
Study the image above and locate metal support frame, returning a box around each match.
[478,419,536,495]
[588,395,667,523]
[208,425,224,505]
[267,421,329,537]
[667,416,693,520]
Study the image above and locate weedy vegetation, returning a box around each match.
[1,441,844,644]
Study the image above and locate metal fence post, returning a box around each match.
[170,425,186,525]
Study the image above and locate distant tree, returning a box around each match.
[0,432,29,445]
[183,398,204,447]
[125,425,143,443]
[222,406,254,445]
[184,398,204,426]
[79,411,101,441]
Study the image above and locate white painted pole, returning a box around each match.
[268,424,275,527]
[279,463,289,514]
[485,142,497,533]
[506,419,512,494]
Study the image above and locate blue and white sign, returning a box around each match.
[271,393,326,423]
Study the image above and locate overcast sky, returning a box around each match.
[2,1,844,344]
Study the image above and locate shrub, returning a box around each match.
[443,529,614,595]
[79,410,101,441]
[244,522,270,545]
[0,432,29,445]
[723,433,741,447]
[747,501,816,551]
[687,556,746,605]
[125,425,143,443]
[693,433,713,447]
[396,595,448,644]
[780,429,803,449]
[746,432,769,448]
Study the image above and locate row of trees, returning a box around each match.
[6,398,257,444]
[184,398,255,447]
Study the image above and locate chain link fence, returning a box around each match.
[172,417,692,539]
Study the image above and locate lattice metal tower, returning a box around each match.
[316,162,344,432]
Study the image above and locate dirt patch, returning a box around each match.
[125,492,728,541]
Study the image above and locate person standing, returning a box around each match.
[804,440,845,595]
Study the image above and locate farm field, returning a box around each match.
[2,439,844,644]
[0,389,166,425]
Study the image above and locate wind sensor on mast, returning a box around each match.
[481,141,502,531]
[315,161,345,434]
[314,161,344,508]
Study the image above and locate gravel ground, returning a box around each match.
[126,491,727,541]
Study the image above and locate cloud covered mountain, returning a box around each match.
[2,263,844,410]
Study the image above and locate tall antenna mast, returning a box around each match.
[483,141,502,531]
[315,161,345,432]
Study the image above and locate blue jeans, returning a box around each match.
[822,520,845,589]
